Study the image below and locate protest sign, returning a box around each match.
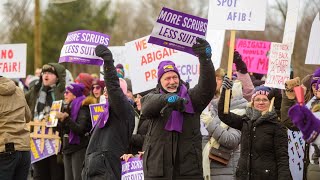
[282,0,300,54]
[149,7,207,55]
[59,30,110,66]
[30,138,61,164]
[235,39,270,74]
[99,46,130,80]
[0,43,26,78]
[125,36,200,94]
[121,157,144,180]
[264,43,291,89]
[46,100,63,127]
[89,103,105,128]
[288,130,305,180]
[305,13,320,65]
[208,0,267,31]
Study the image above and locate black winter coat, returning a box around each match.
[141,59,216,180]
[218,89,292,180]
[81,60,135,180]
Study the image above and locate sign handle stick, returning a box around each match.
[224,30,236,114]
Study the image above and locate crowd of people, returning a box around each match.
[1,37,320,180]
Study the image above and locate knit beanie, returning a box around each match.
[251,86,271,100]
[157,60,180,82]
[116,64,125,78]
[311,68,320,85]
[75,73,93,96]
[66,83,85,97]
[42,64,58,77]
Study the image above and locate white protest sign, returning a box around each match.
[208,0,267,30]
[305,13,320,65]
[288,130,305,180]
[125,36,200,94]
[282,0,300,54]
[0,43,27,78]
[264,42,291,89]
[99,46,130,80]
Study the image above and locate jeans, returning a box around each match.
[0,151,31,180]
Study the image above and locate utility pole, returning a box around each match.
[34,0,42,70]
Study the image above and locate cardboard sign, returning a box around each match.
[208,0,267,30]
[59,30,110,66]
[30,138,61,164]
[149,7,207,55]
[125,36,200,94]
[46,100,63,127]
[264,43,291,89]
[235,39,270,74]
[288,130,305,180]
[305,13,320,65]
[89,103,105,128]
[0,43,27,78]
[121,157,144,180]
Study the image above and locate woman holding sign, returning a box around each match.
[218,77,291,180]
[55,83,93,180]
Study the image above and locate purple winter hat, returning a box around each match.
[157,60,180,82]
[311,68,320,86]
[66,83,85,97]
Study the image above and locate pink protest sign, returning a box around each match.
[235,39,271,74]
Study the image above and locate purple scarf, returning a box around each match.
[69,95,86,144]
[161,84,194,133]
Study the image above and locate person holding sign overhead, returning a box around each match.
[218,77,291,180]
[140,37,216,179]
[81,44,135,180]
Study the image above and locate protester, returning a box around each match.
[55,83,93,180]
[202,80,246,180]
[90,79,105,102]
[0,76,32,180]
[81,44,135,180]
[25,63,66,180]
[218,77,291,180]
[140,38,216,179]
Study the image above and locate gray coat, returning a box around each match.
[203,97,247,180]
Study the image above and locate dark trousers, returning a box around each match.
[33,155,64,180]
[0,151,31,180]
[64,148,86,180]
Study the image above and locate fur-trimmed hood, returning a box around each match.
[82,96,98,106]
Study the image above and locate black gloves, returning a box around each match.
[166,94,187,112]
[95,44,114,70]
[233,50,248,74]
[222,76,233,90]
[192,37,212,61]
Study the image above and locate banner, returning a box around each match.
[89,103,105,128]
[0,43,27,78]
[46,100,63,127]
[208,0,267,31]
[59,30,110,66]
[121,157,144,180]
[305,13,320,65]
[235,39,270,74]
[264,43,291,89]
[125,36,200,94]
[149,7,207,55]
[99,46,130,80]
[30,138,60,164]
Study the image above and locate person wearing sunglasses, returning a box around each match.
[90,79,105,102]
[218,77,291,180]
[56,83,93,180]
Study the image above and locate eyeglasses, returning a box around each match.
[92,85,101,91]
[254,98,269,103]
